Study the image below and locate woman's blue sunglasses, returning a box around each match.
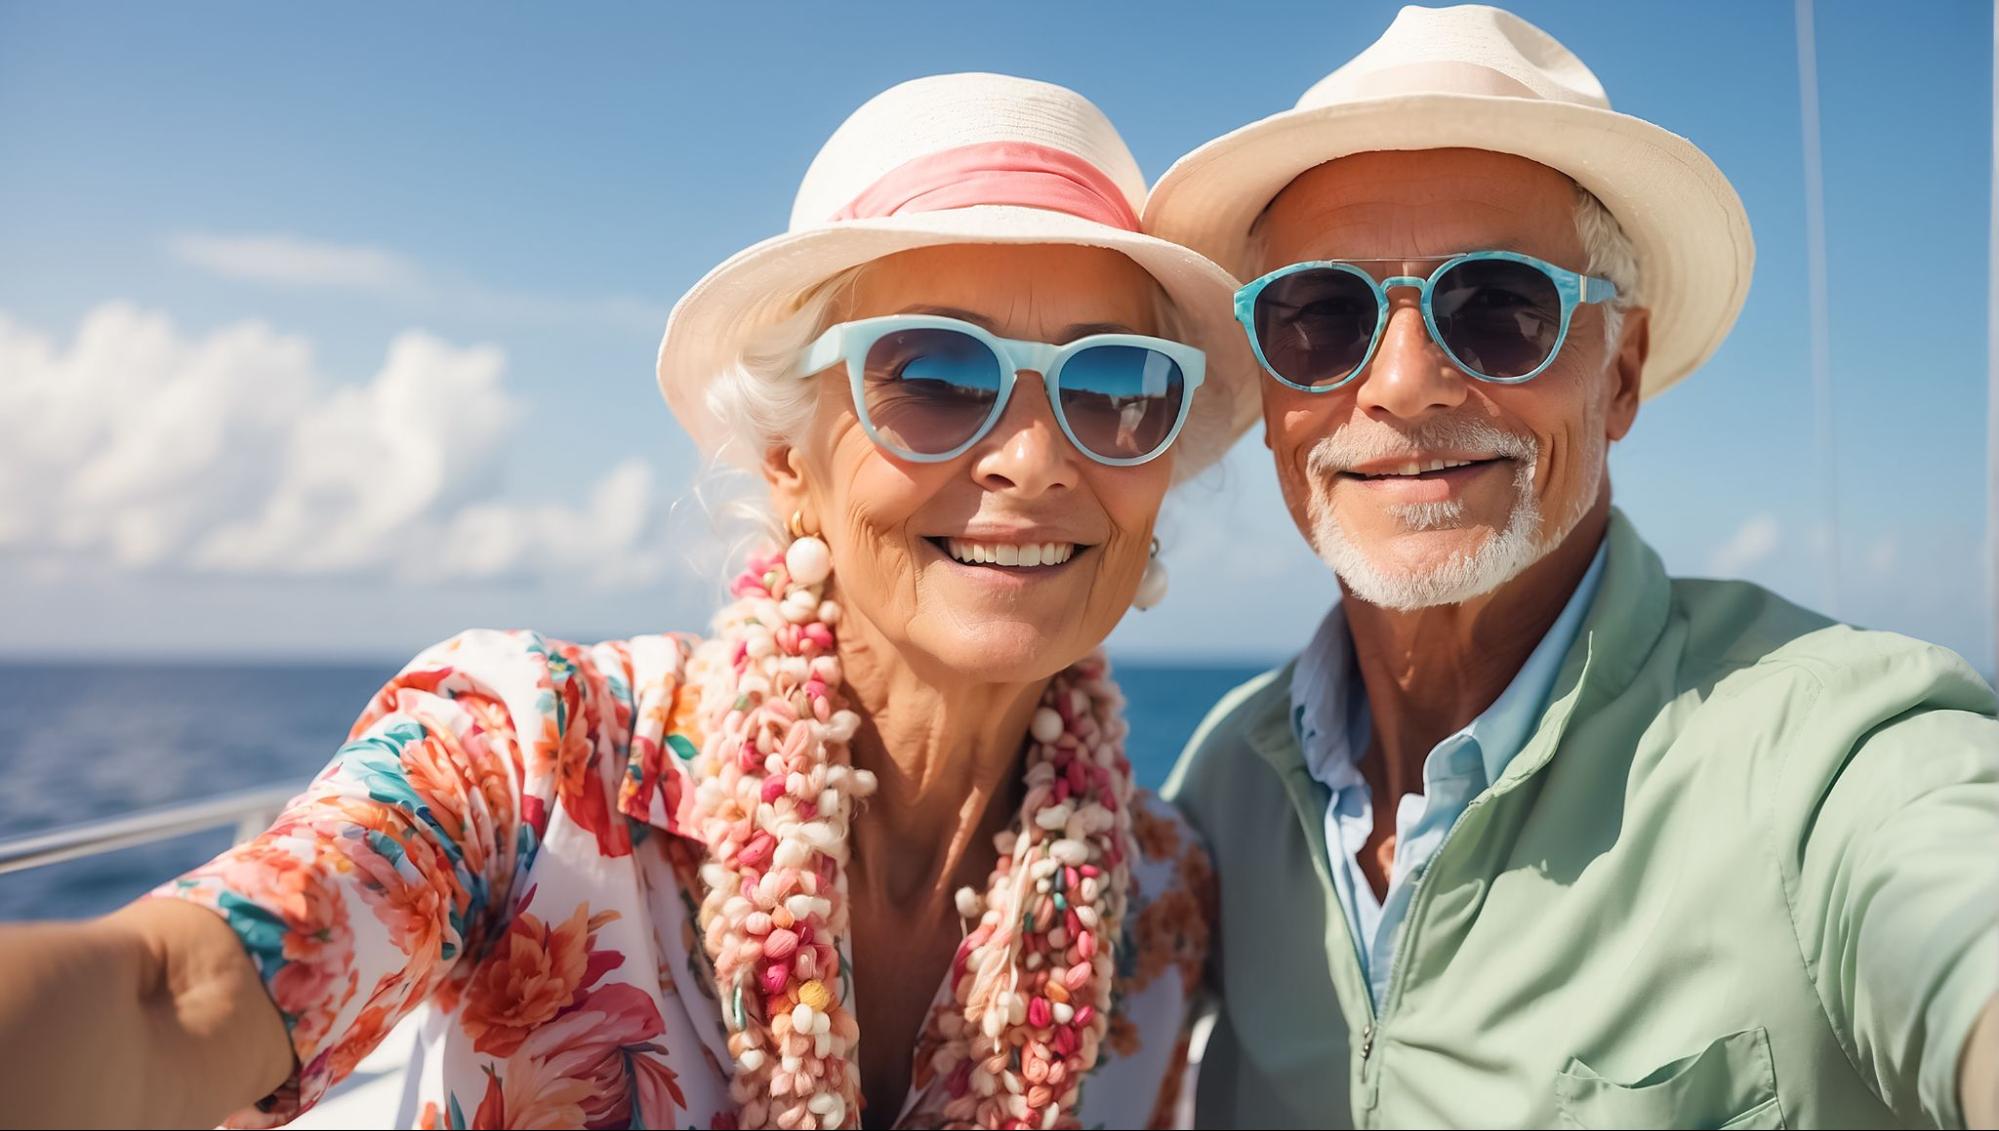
[795,314,1205,466]
[1234,250,1619,392]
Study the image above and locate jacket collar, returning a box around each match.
[1245,507,1672,791]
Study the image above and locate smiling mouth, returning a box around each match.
[926,537,1085,569]
[1340,457,1507,481]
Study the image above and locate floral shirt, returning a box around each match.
[155,630,1214,1129]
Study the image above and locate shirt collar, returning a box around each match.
[1462,540,1607,785]
[1291,605,1368,792]
[1289,537,1610,793]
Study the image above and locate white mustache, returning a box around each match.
[1306,417,1538,475]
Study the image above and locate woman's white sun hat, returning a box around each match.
[658,72,1260,475]
[1144,3,1755,398]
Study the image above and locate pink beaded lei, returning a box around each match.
[683,543,1136,1130]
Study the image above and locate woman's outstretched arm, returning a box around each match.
[0,897,291,1128]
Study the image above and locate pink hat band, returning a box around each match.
[828,140,1140,232]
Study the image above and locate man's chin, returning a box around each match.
[1312,512,1547,611]
[1320,520,1500,567]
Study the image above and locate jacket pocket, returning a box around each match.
[1554,1027,1784,1129]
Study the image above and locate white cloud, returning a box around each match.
[166,232,425,292]
[1707,512,1782,576]
[0,303,676,588]
[165,231,664,334]
[428,458,675,590]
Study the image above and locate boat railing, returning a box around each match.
[0,784,300,877]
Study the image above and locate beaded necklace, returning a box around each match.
[684,537,1135,1129]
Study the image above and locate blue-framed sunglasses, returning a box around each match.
[1234,250,1619,392]
[795,314,1205,466]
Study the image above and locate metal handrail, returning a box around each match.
[0,784,301,877]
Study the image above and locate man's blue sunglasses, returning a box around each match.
[1234,250,1619,391]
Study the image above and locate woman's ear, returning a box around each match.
[763,444,812,531]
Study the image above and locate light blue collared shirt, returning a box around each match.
[1289,541,1607,1011]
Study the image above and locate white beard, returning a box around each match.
[1302,414,1604,612]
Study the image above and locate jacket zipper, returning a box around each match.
[1355,659,1585,1116]
[1358,791,1496,1094]
[1377,796,1494,1016]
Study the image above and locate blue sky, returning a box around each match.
[0,1,1990,671]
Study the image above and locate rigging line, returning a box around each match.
[1989,0,1999,678]
[1795,0,1842,616]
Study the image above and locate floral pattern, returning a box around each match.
[156,629,1211,1129]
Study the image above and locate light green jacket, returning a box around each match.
[1165,511,1999,1129]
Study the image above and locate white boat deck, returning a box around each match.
[273,1010,1213,1128]
[281,1014,423,1129]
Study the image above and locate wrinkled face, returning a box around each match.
[1255,149,1645,610]
[768,243,1175,684]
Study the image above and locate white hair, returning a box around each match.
[701,269,865,523]
[668,270,862,574]
[1573,183,1641,350]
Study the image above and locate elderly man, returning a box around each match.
[1152,6,1999,1128]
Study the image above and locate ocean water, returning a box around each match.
[0,658,1269,922]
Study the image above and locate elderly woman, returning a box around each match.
[0,74,1256,1130]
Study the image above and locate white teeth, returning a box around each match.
[942,539,1078,567]
[1368,457,1478,477]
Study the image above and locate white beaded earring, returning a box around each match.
[1132,537,1168,610]
[784,510,832,585]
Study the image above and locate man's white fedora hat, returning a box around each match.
[658,72,1259,474]
[1145,4,1755,398]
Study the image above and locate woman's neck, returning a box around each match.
[833,610,1044,908]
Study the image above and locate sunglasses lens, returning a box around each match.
[1252,267,1379,388]
[1055,344,1187,462]
[860,327,1004,456]
[1431,258,1564,379]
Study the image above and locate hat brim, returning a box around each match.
[1144,93,1756,397]
[657,205,1261,479]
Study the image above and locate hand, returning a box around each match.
[0,899,290,1128]
[1965,993,1999,1129]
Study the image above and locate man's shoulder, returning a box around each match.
[1662,574,1995,728]
[1174,663,1292,761]
[1161,663,1297,819]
